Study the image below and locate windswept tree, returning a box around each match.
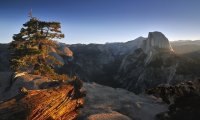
[10,16,67,80]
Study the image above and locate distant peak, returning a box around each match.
[142,31,174,53]
[148,31,168,41]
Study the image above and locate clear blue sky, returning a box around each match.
[0,0,200,44]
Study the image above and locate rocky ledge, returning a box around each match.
[0,72,85,120]
[0,84,84,120]
[77,82,167,120]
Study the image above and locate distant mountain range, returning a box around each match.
[171,40,200,54]
[0,32,200,120]
[1,32,200,93]
[64,32,200,93]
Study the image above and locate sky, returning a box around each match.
[0,0,200,44]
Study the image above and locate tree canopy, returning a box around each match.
[10,17,67,80]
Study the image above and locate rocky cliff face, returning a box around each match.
[115,48,179,93]
[140,32,174,65]
[141,32,173,54]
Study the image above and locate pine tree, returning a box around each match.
[10,17,67,80]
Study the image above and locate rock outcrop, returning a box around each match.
[0,72,85,120]
[0,84,84,120]
[0,72,59,101]
[147,78,200,120]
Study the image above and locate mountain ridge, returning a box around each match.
[1,32,200,93]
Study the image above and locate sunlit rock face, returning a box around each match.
[60,46,73,57]
[0,84,84,120]
[0,72,84,120]
[141,31,174,54]
[48,45,74,66]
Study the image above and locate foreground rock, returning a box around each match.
[0,72,61,101]
[0,72,84,120]
[0,84,84,120]
[78,82,167,120]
